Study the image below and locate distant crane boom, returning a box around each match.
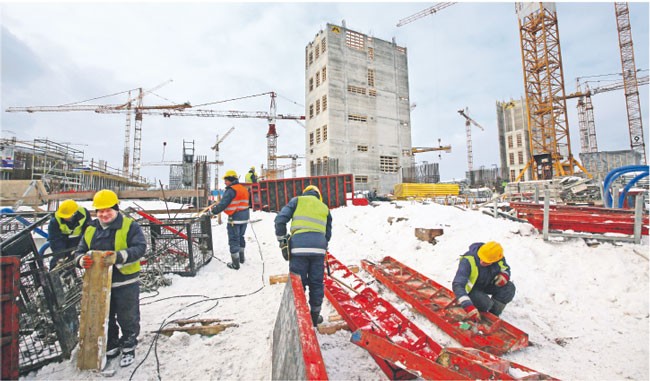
[397,2,457,27]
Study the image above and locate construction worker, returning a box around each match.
[245,166,258,183]
[452,241,516,321]
[274,185,332,326]
[47,199,91,270]
[74,189,146,367]
[209,170,249,269]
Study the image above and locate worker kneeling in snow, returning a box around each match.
[274,185,332,327]
[452,241,516,322]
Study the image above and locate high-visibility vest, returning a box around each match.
[461,254,508,293]
[55,208,88,238]
[290,196,328,235]
[245,171,256,183]
[84,216,140,275]
[224,184,249,215]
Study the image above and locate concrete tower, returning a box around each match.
[305,23,412,194]
[496,98,532,182]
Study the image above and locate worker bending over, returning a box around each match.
[452,241,516,321]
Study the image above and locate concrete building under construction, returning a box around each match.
[305,22,413,194]
[496,98,533,182]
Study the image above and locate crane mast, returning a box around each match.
[458,108,484,175]
[614,2,646,164]
[211,126,235,190]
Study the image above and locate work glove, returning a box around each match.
[277,235,290,261]
[79,254,93,269]
[102,251,117,267]
[464,304,481,322]
[493,272,509,287]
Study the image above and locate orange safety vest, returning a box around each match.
[224,183,250,215]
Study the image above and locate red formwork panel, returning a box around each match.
[1,256,21,381]
[251,174,354,212]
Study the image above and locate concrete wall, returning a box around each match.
[496,98,532,181]
[305,24,412,195]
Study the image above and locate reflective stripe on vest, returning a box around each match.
[461,255,507,293]
[290,196,328,235]
[84,216,140,275]
[224,184,249,216]
[56,208,88,238]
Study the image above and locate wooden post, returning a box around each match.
[77,251,113,370]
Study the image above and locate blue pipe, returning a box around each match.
[618,171,649,208]
[38,241,51,256]
[603,165,649,208]
[1,207,49,238]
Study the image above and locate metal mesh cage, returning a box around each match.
[137,214,213,277]
[0,213,80,375]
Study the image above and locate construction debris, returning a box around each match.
[156,319,237,336]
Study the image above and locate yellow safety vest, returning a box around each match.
[55,208,88,237]
[84,216,140,275]
[290,196,328,235]
[461,255,508,293]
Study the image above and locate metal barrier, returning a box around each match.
[251,174,354,212]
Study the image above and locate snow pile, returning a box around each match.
[26,200,649,380]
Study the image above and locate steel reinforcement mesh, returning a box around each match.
[137,214,213,277]
[1,214,80,375]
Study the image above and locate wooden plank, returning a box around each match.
[317,321,349,335]
[157,323,237,336]
[77,251,113,370]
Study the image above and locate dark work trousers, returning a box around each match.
[468,281,516,312]
[289,255,325,313]
[107,282,140,350]
[226,223,247,254]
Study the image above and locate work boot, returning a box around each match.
[227,254,240,270]
[239,248,245,264]
[489,299,507,317]
[310,310,323,327]
[119,348,135,367]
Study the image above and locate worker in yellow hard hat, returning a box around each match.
[274,184,332,327]
[47,199,92,270]
[209,170,250,270]
[245,166,258,184]
[74,189,147,367]
[452,241,516,322]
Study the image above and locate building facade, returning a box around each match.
[305,23,412,194]
[496,98,532,182]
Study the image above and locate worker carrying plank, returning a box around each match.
[75,189,147,367]
[274,185,332,327]
[452,241,516,321]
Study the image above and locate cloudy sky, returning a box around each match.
[2,1,648,187]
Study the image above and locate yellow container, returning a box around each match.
[393,183,460,199]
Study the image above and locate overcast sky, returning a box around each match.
[2,1,648,187]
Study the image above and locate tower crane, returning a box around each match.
[7,90,304,181]
[6,81,189,180]
[614,2,646,164]
[457,108,484,177]
[560,74,649,154]
[211,126,235,189]
[271,154,304,178]
[398,3,595,181]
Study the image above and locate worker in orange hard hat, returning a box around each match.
[452,241,516,322]
[209,170,250,270]
[47,199,92,270]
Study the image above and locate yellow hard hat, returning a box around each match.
[92,189,119,210]
[477,241,504,264]
[223,170,238,179]
[56,199,79,219]
[303,185,322,202]
[250,166,255,171]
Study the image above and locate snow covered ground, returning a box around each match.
[24,200,649,380]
